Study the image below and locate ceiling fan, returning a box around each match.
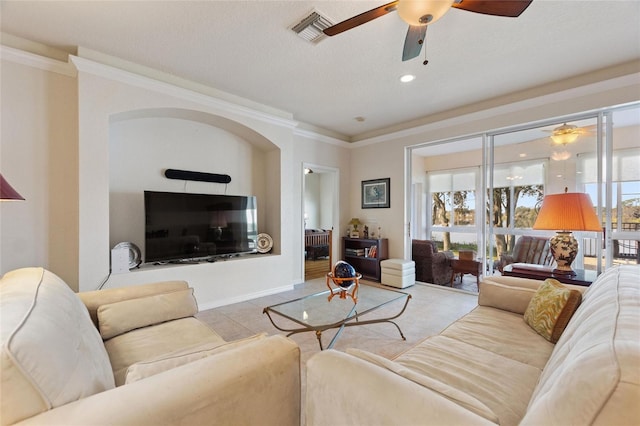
[546,123,597,145]
[323,0,533,62]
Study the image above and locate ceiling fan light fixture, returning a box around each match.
[551,150,572,161]
[397,0,454,26]
[550,123,580,145]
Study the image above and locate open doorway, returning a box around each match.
[303,164,338,280]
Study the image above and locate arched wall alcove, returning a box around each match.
[74,55,296,307]
[108,107,281,264]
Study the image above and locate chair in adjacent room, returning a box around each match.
[411,239,454,285]
[497,235,554,272]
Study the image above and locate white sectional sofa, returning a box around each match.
[1,267,300,426]
[306,265,640,425]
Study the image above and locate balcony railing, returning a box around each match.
[583,222,639,263]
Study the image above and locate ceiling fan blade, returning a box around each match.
[402,25,427,61]
[323,1,399,36]
[452,0,533,17]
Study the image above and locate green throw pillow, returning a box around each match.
[524,278,582,343]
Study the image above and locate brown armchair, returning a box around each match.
[411,240,454,285]
[497,235,553,272]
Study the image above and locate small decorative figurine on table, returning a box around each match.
[326,261,361,303]
[363,225,369,239]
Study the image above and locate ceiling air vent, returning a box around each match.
[290,10,334,44]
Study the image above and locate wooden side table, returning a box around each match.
[450,258,482,287]
[502,263,596,286]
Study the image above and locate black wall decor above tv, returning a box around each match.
[144,191,258,263]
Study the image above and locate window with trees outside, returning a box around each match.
[428,168,478,251]
[411,103,639,284]
[490,160,546,256]
[579,147,640,265]
[430,169,477,227]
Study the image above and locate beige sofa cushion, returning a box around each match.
[125,333,267,384]
[347,348,499,423]
[478,278,538,314]
[79,280,189,327]
[522,265,640,425]
[523,278,581,343]
[104,317,226,386]
[97,288,198,339]
[0,268,115,425]
[441,306,554,369]
[394,335,542,426]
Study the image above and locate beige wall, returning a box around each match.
[0,56,79,289]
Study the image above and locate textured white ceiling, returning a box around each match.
[1,1,639,140]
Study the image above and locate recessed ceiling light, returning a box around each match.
[400,74,415,83]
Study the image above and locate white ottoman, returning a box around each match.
[380,259,415,289]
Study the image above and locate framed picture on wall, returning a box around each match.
[361,178,390,209]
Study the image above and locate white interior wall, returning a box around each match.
[411,153,427,240]
[349,141,405,257]
[109,116,265,258]
[303,173,320,230]
[319,173,334,230]
[303,172,335,231]
[72,56,299,308]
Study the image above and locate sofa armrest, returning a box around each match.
[15,335,300,426]
[79,281,190,327]
[306,350,496,426]
[479,276,587,315]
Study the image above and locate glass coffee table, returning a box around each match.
[263,284,411,350]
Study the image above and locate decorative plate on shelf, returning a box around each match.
[256,233,273,253]
[113,242,142,268]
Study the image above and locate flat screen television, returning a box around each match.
[144,191,258,263]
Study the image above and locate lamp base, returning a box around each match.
[549,231,578,276]
[552,268,577,276]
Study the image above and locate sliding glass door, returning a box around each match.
[413,136,485,263]
[489,115,600,272]
[410,103,639,276]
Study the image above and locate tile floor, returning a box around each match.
[196,276,479,365]
[195,277,480,425]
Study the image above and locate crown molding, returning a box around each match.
[70,55,299,131]
[293,127,351,148]
[0,45,76,77]
[1,44,355,147]
[352,61,640,148]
